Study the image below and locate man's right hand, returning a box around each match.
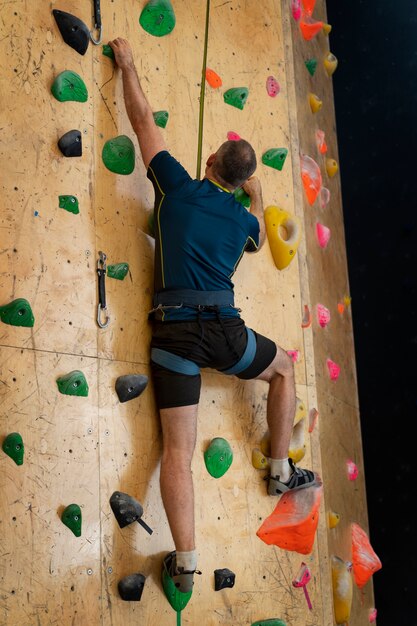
[108,38,135,71]
[243,176,262,198]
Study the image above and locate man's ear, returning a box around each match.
[206,153,216,167]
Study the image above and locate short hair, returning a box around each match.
[212,140,257,188]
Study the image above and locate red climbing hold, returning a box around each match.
[301,0,316,17]
[351,522,382,588]
[227,131,241,141]
[326,358,340,381]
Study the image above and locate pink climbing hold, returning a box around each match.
[300,154,322,206]
[227,131,241,141]
[291,0,302,21]
[317,304,331,328]
[326,358,340,381]
[346,459,359,481]
[266,75,280,97]
[287,350,300,363]
[316,129,327,154]
[369,608,378,623]
[316,223,331,248]
[351,522,382,588]
[319,187,331,208]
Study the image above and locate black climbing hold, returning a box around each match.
[118,573,146,601]
[115,374,148,403]
[52,9,90,56]
[58,130,82,157]
[109,491,153,534]
[214,568,235,591]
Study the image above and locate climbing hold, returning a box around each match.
[337,302,345,314]
[61,504,82,537]
[317,304,331,328]
[115,374,148,403]
[58,130,82,157]
[328,510,340,529]
[369,608,378,623]
[257,481,323,554]
[109,491,153,534]
[102,135,135,175]
[301,304,312,329]
[331,556,353,624]
[56,370,89,397]
[139,0,176,37]
[153,110,169,128]
[301,0,316,17]
[316,129,327,154]
[205,68,222,88]
[162,557,192,611]
[346,459,359,481]
[264,205,301,270]
[118,573,146,601]
[234,187,250,208]
[304,58,317,76]
[0,298,34,327]
[326,358,340,381]
[319,187,330,208]
[107,263,129,280]
[262,148,288,172]
[2,433,24,465]
[316,223,331,248]
[227,131,241,141]
[308,93,322,114]
[59,195,79,214]
[102,43,115,60]
[351,523,382,588]
[214,568,235,590]
[300,16,323,40]
[308,408,319,433]
[287,350,300,363]
[324,52,338,76]
[252,448,269,470]
[294,398,306,426]
[52,10,90,55]
[266,76,280,97]
[289,418,306,464]
[300,154,322,205]
[251,620,286,626]
[261,399,307,454]
[51,71,88,102]
[322,22,332,34]
[223,87,249,111]
[326,158,338,178]
[344,295,352,307]
[292,562,312,610]
[291,0,302,21]
[204,437,233,478]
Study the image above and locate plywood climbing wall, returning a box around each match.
[0,1,375,625]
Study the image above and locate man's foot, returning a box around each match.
[267,458,317,495]
[162,551,201,594]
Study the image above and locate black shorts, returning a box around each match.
[150,317,277,409]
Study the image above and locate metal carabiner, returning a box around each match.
[90,0,102,44]
[97,251,110,328]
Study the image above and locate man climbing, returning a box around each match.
[109,38,317,596]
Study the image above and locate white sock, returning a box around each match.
[176,549,197,573]
[270,458,291,483]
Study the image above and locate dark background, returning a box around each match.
[326,1,417,624]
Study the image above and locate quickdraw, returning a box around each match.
[90,0,102,44]
[97,251,110,328]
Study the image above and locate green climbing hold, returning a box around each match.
[305,58,318,76]
[162,567,192,612]
[234,187,251,209]
[102,44,115,60]
[56,370,89,397]
[107,263,129,280]
[61,504,82,537]
[2,433,24,465]
[102,135,135,175]
[223,87,249,111]
[251,620,286,626]
[204,437,233,478]
[0,298,34,327]
[59,195,79,214]
[262,148,288,172]
[51,70,88,103]
[139,0,176,37]
[153,110,169,128]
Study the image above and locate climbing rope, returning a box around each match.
[196,0,211,180]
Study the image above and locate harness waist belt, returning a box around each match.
[153,288,235,308]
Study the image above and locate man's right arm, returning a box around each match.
[109,38,166,169]
[243,176,266,251]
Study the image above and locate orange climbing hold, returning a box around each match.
[316,129,327,154]
[301,304,312,329]
[300,16,323,40]
[257,481,323,554]
[301,0,316,17]
[205,68,222,88]
[301,154,322,205]
[351,523,382,588]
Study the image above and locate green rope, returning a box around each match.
[196,0,211,180]
[177,610,181,626]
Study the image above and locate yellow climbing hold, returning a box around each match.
[264,205,301,270]
[309,93,322,113]
[324,52,338,76]
[252,448,270,470]
[294,397,307,426]
[288,418,306,463]
[326,158,339,177]
[328,510,341,529]
[331,556,353,624]
[322,22,332,35]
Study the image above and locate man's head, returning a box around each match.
[206,139,257,189]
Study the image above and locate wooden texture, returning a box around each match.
[0,0,373,624]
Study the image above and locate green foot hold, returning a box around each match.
[56,370,89,397]
[223,87,249,110]
[204,437,233,478]
[153,110,169,128]
[2,433,24,465]
[0,298,34,327]
[107,263,129,280]
[61,504,82,537]
[59,195,79,214]
[262,148,288,171]
[251,620,286,626]
[234,187,251,208]
[102,135,135,175]
[305,58,318,76]
[162,568,192,612]
[139,0,176,37]
[102,44,115,60]
[51,70,88,102]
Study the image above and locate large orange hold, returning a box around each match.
[351,523,382,588]
[300,16,323,40]
[257,481,323,554]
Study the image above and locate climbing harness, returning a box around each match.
[90,0,102,44]
[97,251,110,328]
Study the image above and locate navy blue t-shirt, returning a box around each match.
[147,151,260,320]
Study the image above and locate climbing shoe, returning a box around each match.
[162,551,201,594]
[267,458,317,496]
